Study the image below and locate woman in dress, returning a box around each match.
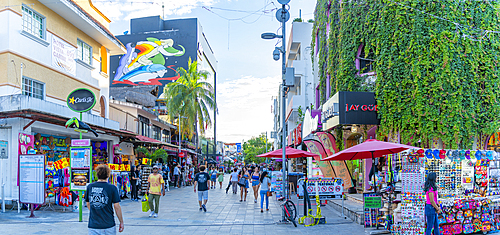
[239,168,249,202]
[217,167,224,189]
[251,166,261,203]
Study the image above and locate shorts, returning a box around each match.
[211,176,216,181]
[88,226,116,235]
[198,190,208,201]
[252,180,260,186]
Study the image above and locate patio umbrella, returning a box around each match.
[321,139,417,192]
[256,147,319,159]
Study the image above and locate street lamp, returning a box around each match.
[261,0,290,206]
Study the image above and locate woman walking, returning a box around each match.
[424,172,441,235]
[217,167,224,189]
[259,171,271,213]
[210,167,218,189]
[239,168,249,202]
[251,167,261,203]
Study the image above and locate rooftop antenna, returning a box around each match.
[162,1,165,19]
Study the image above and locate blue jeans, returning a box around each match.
[425,204,439,235]
[260,190,269,209]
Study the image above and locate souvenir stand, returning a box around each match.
[391,149,500,235]
[33,134,74,210]
[108,166,131,198]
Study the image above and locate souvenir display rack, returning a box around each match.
[140,167,152,195]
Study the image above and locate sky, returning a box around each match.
[94,0,316,143]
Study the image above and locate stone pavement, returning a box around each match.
[0,175,366,234]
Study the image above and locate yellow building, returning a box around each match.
[0,0,130,209]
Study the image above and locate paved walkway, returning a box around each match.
[0,175,366,234]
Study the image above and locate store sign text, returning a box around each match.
[345,103,378,112]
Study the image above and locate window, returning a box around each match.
[162,129,171,143]
[22,5,45,39]
[138,115,150,137]
[100,46,108,74]
[77,40,92,65]
[356,45,375,74]
[22,77,44,99]
[152,125,161,141]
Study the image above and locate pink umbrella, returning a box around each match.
[322,139,417,192]
[321,139,416,161]
[257,147,319,159]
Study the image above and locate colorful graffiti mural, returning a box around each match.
[113,38,185,86]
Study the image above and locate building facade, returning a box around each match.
[0,0,127,204]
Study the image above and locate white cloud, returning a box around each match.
[214,75,281,143]
[93,0,216,21]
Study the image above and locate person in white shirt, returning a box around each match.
[229,168,239,194]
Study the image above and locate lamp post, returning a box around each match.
[177,115,188,164]
[261,0,290,203]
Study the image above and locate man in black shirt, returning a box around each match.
[85,164,124,234]
[130,165,139,201]
[194,165,210,212]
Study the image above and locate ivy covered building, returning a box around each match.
[311,0,500,150]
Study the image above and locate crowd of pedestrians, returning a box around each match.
[84,163,274,234]
[226,165,272,212]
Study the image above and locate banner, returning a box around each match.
[304,140,334,178]
[54,158,69,170]
[52,36,76,76]
[316,132,353,188]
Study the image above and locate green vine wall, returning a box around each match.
[312,0,500,149]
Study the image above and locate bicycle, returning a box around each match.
[278,196,298,227]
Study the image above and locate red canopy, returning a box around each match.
[257,147,318,159]
[321,139,417,161]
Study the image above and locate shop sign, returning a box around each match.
[109,164,120,171]
[67,88,96,113]
[0,140,8,159]
[19,154,45,204]
[72,139,90,147]
[19,133,34,155]
[364,193,383,209]
[322,91,380,130]
[302,108,319,140]
[162,146,178,152]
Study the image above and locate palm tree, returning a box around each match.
[161,58,216,139]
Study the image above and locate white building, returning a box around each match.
[0,0,129,208]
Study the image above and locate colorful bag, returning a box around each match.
[141,193,150,212]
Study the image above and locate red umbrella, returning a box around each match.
[322,139,417,192]
[257,147,319,159]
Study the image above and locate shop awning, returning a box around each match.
[133,135,180,151]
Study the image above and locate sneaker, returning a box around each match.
[199,207,203,211]
[153,213,158,218]
[149,211,154,217]
[226,188,229,194]
[175,187,178,189]
[202,204,207,212]
[254,199,257,203]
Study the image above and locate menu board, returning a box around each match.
[19,154,45,204]
[70,147,91,168]
[70,169,89,191]
[271,171,283,198]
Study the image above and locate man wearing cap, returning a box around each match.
[147,165,165,218]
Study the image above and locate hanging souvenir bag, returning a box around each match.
[438,214,447,225]
[463,223,474,234]
[141,193,149,212]
[452,221,463,234]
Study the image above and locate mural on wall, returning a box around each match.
[113,38,185,86]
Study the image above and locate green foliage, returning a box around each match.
[308,19,314,23]
[151,149,168,163]
[296,106,305,124]
[135,146,151,158]
[293,18,303,22]
[162,57,217,138]
[312,0,500,148]
[242,134,273,164]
